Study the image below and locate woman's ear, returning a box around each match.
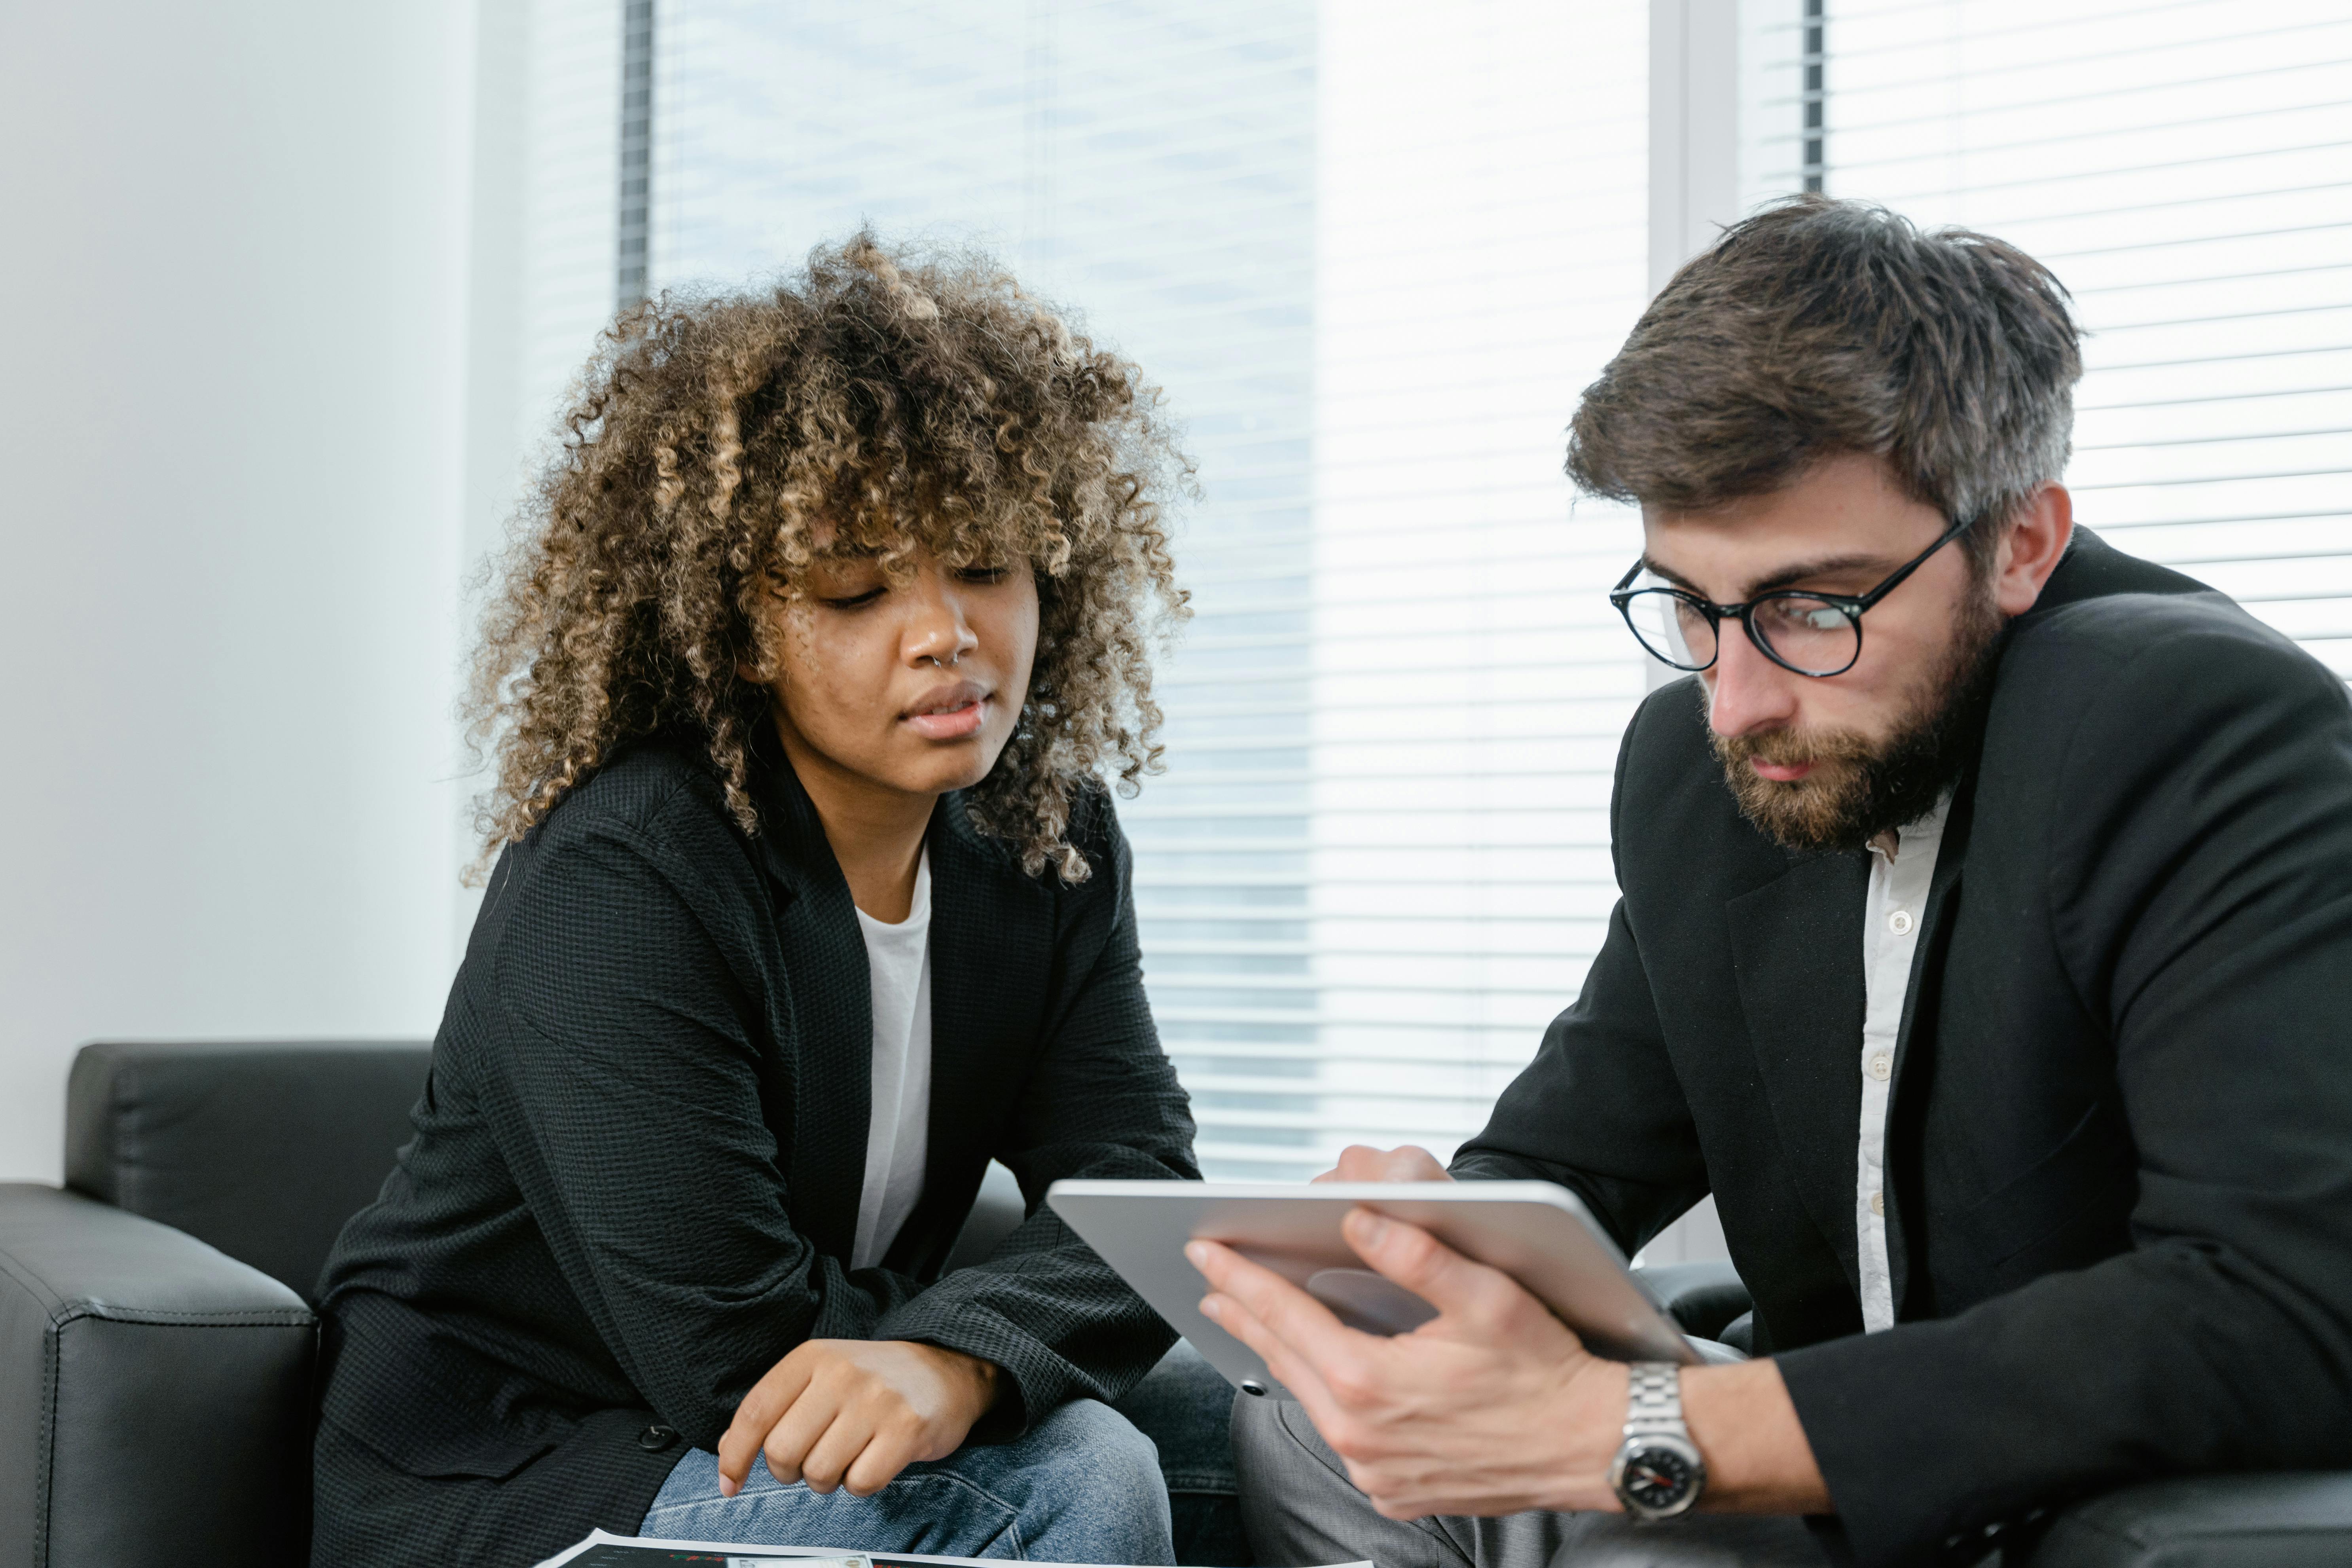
[1992,484,2073,617]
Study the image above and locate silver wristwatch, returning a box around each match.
[1607,1361,1707,1520]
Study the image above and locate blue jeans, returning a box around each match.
[640,1397,1176,1563]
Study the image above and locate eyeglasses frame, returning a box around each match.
[1608,512,1977,679]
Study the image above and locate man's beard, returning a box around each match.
[1708,586,2005,853]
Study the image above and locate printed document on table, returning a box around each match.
[534,1530,1372,1568]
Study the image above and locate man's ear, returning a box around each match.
[1992,484,2073,617]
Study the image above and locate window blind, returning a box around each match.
[634,0,1654,1178]
[1750,0,2352,679]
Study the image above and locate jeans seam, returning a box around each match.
[920,1469,1027,1560]
[644,1466,1029,1559]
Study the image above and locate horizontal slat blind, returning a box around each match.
[651,0,1322,1177]
[1287,0,1648,1176]
[644,0,1653,1177]
[1755,0,2352,676]
[1150,1,1651,1177]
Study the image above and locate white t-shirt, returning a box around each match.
[849,849,933,1272]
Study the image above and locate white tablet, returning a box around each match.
[1045,1179,1704,1400]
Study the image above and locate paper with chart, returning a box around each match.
[533,1531,1370,1568]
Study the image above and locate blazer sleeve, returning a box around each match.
[872,798,1200,1435]
[472,802,908,1452]
[1450,694,1712,1255]
[1776,612,2352,1566]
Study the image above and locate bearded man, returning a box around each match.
[1198,196,2352,1567]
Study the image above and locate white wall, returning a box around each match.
[0,1,480,1179]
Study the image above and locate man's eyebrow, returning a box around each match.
[1641,551,1896,601]
[1744,553,1895,597]
[1639,556,1705,595]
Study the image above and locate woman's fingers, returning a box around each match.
[760,1375,847,1486]
[721,1340,997,1500]
[716,1350,817,1495]
[841,1418,925,1496]
[794,1402,876,1494]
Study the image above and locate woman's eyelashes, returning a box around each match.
[816,564,1012,608]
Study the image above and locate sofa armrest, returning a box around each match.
[1636,1259,1752,1341]
[2026,1473,2352,1568]
[0,1183,316,1568]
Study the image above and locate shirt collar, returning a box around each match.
[1873,789,1955,863]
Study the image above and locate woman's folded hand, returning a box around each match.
[716,1339,1003,1499]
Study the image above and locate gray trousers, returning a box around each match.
[1232,1393,1831,1568]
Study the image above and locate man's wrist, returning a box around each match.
[1676,1359,1833,1514]
[1609,1362,1708,1518]
[1548,1355,1634,1513]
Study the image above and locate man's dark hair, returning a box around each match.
[1567,195,2082,565]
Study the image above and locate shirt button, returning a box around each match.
[1870,1190,1885,1217]
[1867,1051,1892,1082]
[1888,910,1914,935]
[638,1424,680,1452]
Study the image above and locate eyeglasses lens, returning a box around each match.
[1620,589,1859,676]
[1623,590,1717,671]
[1753,594,1860,676]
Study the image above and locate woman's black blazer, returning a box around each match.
[311,730,1198,1567]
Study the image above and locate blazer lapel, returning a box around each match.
[1727,850,1871,1296]
[1884,770,1976,1310]
[883,796,1053,1277]
[748,732,872,1265]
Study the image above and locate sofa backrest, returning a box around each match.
[65,1040,432,1303]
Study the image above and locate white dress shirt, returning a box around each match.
[1855,794,1950,1332]
[850,849,934,1272]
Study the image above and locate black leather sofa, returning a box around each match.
[0,1039,1241,1568]
[3,1041,2346,1567]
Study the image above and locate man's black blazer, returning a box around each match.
[1454,530,2352,1566]
[311,729,1198,1568]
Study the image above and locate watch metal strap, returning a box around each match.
[1623,1361,1685,1436]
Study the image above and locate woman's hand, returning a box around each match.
[717,1339,1002,1498]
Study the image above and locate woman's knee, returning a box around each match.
[1001,1399,1173,1559]
[1027,1396,1169,1495]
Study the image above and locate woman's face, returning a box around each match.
[753,544,1039,803]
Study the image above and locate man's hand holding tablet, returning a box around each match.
[1182,1145,1831,1521]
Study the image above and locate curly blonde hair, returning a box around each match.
[468,233,1191,883]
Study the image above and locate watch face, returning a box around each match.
[1620,1443,1697,1511]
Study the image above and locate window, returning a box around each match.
[487,0,2345,1199]
[1774,0,2352,679]
[617,0,1655,1179]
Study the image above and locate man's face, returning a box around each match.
[1639,453,2004,851]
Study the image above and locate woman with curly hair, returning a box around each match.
[311,236,1201,1566]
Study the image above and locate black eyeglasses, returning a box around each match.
[1609,514,1975,679]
